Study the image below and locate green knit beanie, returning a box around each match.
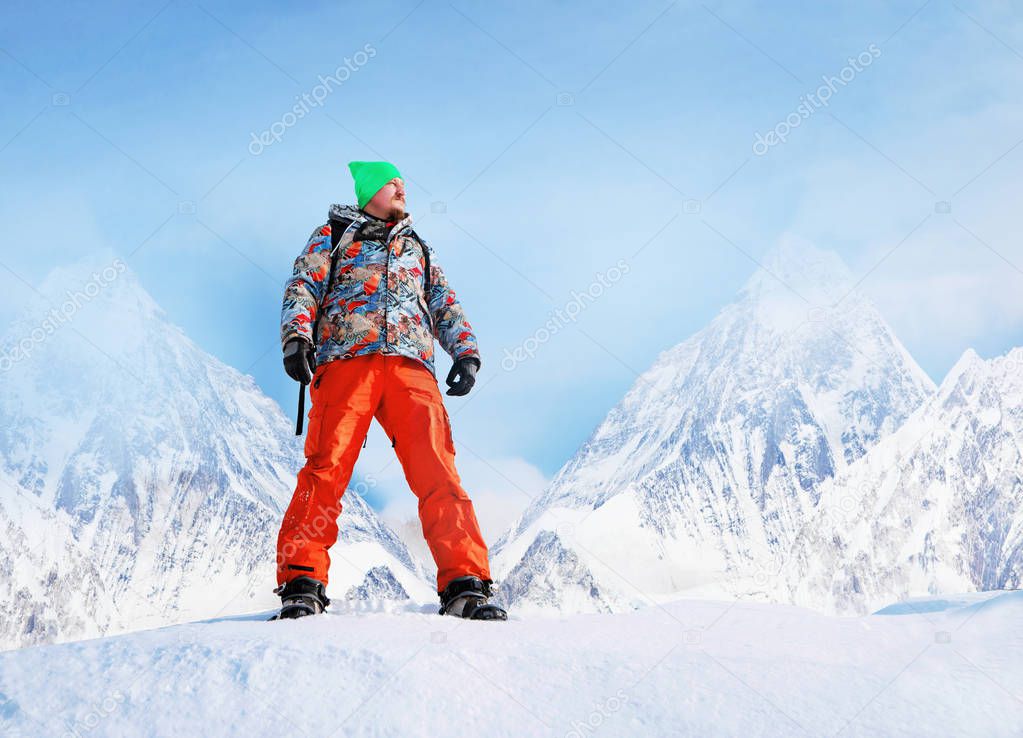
[348,160,403,209]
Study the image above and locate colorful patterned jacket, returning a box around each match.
[280,204,480,375]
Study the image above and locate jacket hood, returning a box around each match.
[328,203,366,223]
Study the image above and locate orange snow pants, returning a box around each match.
[276,353,491,594]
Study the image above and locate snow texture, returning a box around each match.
[0,591,1020,737]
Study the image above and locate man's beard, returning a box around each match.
[387,204,407,221]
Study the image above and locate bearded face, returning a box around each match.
[365,178,406,221]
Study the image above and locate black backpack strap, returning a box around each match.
[321,218,349,312]
[296,218,359,437]
[423,241,432,301]
[415,232,433,332]
[329,219,346,251]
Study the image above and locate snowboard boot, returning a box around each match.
[438,575,507,621]
[270,576,330,620]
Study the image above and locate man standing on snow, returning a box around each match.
[274,161,506,621]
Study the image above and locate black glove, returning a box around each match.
[445,357,479,397]
[283,337,315,384]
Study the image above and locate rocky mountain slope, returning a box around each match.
[0,252,432,649]
[492,238,936,612]
[785,346,1023,613]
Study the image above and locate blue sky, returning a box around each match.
[1,0,1021,537]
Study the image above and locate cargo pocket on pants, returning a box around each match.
[304,364,333,459]
[303,401,325,458]
[438,402,456,457]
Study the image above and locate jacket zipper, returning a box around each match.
[383,221,408,354]
[420,237,433,334]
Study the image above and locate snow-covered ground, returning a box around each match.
[1,591,1020,737]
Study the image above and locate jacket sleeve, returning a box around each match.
[424,242,481,366]
[280,225,332,348]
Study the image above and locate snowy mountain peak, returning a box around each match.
[789,345,1023,614]
[0,256,432,649]
[944,347,984,384]
[741,235,855,306]
[934,345,1023,425]
[494,240,934,612]
[944,346,1023,391]
[33,249,162,322]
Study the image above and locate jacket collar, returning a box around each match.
[328,203,414,243]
